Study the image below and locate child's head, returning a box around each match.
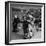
[14,15,17,18]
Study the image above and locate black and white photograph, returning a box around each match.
[5,1,45,44]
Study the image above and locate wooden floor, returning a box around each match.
[10,29,41,40]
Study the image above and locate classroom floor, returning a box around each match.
[10,29,41,40]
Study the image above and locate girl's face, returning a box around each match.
[14,15,17,18]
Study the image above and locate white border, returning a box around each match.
[41,5,44,41]
[10,3,43,6]
[9,39,43,43]
[9,2,10,41]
